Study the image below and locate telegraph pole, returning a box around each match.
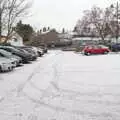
[0,8,2,36]
[116,1,119,43]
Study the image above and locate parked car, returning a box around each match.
[41,47,48,53]
[15,47,37,61]
[82,45,110,55]
[31,46,40,56]
[37,47,44,57]
[0,57,14,72]
[23,47,38,60]
[0,49,22,66]
[0,46,32,63]
[110,43,120,52]
[39,45,48,53]
[16,46,44,57]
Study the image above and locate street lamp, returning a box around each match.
[110,1,120,43]
[116,1,119,43]
[0,8,2,36]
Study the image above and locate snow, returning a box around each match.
[0,50,120,119]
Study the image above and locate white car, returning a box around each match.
[0,57,14,72]
[0,49,22,67]
[9,57,18,68]
[0,54,17,68]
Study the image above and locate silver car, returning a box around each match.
[0,57,14,72]
[0,49,22,67]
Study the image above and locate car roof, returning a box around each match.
[0,57,11,62]
[0,46,21,52]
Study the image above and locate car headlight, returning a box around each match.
[2,63,7,65]
[1,63,8,67]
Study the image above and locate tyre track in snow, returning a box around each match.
[17,50,63,95]
[1,51,120,120]
[21,51,120,120]
[0,50,64,119]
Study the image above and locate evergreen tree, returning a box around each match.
[15,20,34,41]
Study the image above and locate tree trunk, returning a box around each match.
[101,34,105,44]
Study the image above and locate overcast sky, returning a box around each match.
[23,0,114,31]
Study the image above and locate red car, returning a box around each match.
[82,45,110,55]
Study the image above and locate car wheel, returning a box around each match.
[0,66,2,72]
[8,67,11,71]
[104,51,108,54]
[39,53,42,57]
[112,48,118,52]
[85,52,91,56]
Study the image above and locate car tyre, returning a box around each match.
[0,66,2,72]
[104,51,109,54]
[84,52,91,56]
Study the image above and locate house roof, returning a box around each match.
[72,37,100,41]
[9,31,22,39]
[72,37,112,41]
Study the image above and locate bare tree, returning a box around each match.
[0,0,32,41]
[75,11,92,35]
[0,0,7,36]
[75,6,115,42]
[107,4,120,42]
[89,6,112,41]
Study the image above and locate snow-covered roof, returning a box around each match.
[40,30,50,35]
[72,37,100,41]
[72,37,115,41]
[68,31,78,35]
[60,39,71,42]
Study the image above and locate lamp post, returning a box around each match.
[116,1,119,43]
[0,8,2,36]
[110,1,120,43]
[114,1,120,43]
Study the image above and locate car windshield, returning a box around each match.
[0,49,12,56]
[99,45,105,48]
[9,47,21,52]
[17,48,29,53]
[0,46,20,52]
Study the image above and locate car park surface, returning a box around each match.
[0,50,120,120]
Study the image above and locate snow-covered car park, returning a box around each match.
[0,50,120,120]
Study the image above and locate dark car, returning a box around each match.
[22,47,38,60]
[15,47,37,61]
[36,47,44,57]
[0,46,32,63]
[39,46,48,53]
[42,47,48,53]
[111,43,120,52]
[20,46,43,57]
